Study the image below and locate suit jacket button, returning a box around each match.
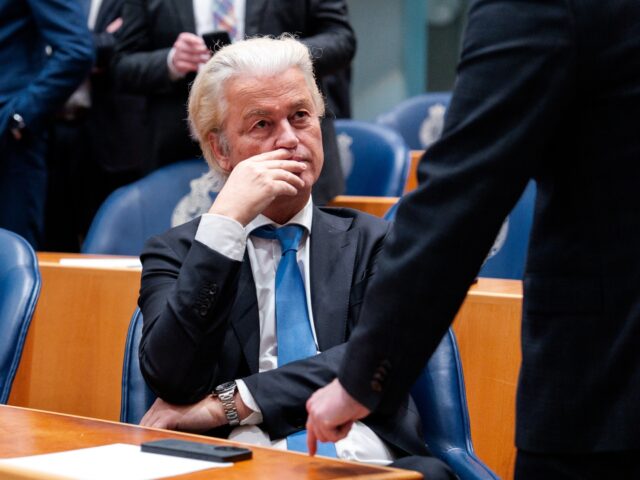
[370,380,382,392]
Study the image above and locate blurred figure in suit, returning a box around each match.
[111,0,355,205]
[44,0,148,252]
[307,1,640,478]
[0,0,93,248]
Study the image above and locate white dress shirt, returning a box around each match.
[194,199,395,464]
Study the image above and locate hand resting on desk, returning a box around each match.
[140,394,252,432]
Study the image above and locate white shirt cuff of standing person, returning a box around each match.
[167,47,187,81]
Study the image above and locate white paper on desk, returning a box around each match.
[59,258,142,268]
[0,443,231,480]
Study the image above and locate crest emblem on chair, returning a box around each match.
[419,103,447,148]
[337,132,354,177]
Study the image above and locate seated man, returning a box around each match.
[137,36,453,480]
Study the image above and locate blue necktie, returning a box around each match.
[252,225,338,457]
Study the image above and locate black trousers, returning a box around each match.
[516,449,640,480]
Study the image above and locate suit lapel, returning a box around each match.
[169,0,196,33]
[230,253,260,373]
[244,0,269,36]
[310,208,358,351]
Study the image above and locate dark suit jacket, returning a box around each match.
[138,207,429,457]
[86,0,147,173]
[112,0,354,204]
[0,0,93,134]
[338,0,640,454]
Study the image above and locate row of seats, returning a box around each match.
[0,225,496,479]
[83,95,536,280]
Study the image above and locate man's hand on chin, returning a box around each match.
[305,378,371,456]
[209,148,307,226]
[139,394,252,433]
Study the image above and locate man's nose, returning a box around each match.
[274,120,299,149]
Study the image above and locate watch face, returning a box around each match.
[215,381,236,394]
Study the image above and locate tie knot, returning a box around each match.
[252,225,305,253]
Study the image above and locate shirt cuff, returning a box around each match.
[167,47,186,81]
[236,379,263,425]
[195,214,246,261]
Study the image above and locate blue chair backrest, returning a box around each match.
[335,119,410,197]
[386,180,536,280]
[411,330,499,480]
[479,180,536,279]
[82,158,210,256]
[120,308,155,424]
[385,205,497,479]
[0,228,41,403]
[376,92,452,150]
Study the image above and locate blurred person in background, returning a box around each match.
[111,0,355,206]
[44,0,147,252]
[0,0,93,248]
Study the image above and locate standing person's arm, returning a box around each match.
[300,0,356,77]
[6,0,93,132]
[307,0,576,446]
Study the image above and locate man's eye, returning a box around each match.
[254,120,268,129]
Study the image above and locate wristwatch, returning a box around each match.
[9,113,27,141]
[213,381,240,426]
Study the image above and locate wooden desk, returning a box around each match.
[9,253,141,421]
[9,256,521,480]
[405,151,423,194]
[452,279,521,480]
[328,196,398,218]
[0,405,419,480]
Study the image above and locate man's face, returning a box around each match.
[212,67,324,197]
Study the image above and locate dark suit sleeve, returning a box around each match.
[138,233,243,403]
[338,0,575,412]
[110,0,175,94]
[300,0,356,77]
[9,0,93,130]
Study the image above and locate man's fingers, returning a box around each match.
[306,425,318,456]
[176,32,206,47]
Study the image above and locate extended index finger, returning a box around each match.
[306,422,318,456]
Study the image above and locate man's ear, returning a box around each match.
[209,132,232,173]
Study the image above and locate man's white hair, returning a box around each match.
[188,35,325,171]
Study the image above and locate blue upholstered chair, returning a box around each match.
[376,92,452,150]
[412,330,499,480]
[384,204,497,479]
[334,119,410,197]
[0,228,41,403]
[121,310,497,479]
[386,180,536,280]
[479,180,536,279]
[82,158,210,256]
[120,308,155,424]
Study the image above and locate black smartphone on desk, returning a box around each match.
[202,31,232,52]
[141,439,252,462]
